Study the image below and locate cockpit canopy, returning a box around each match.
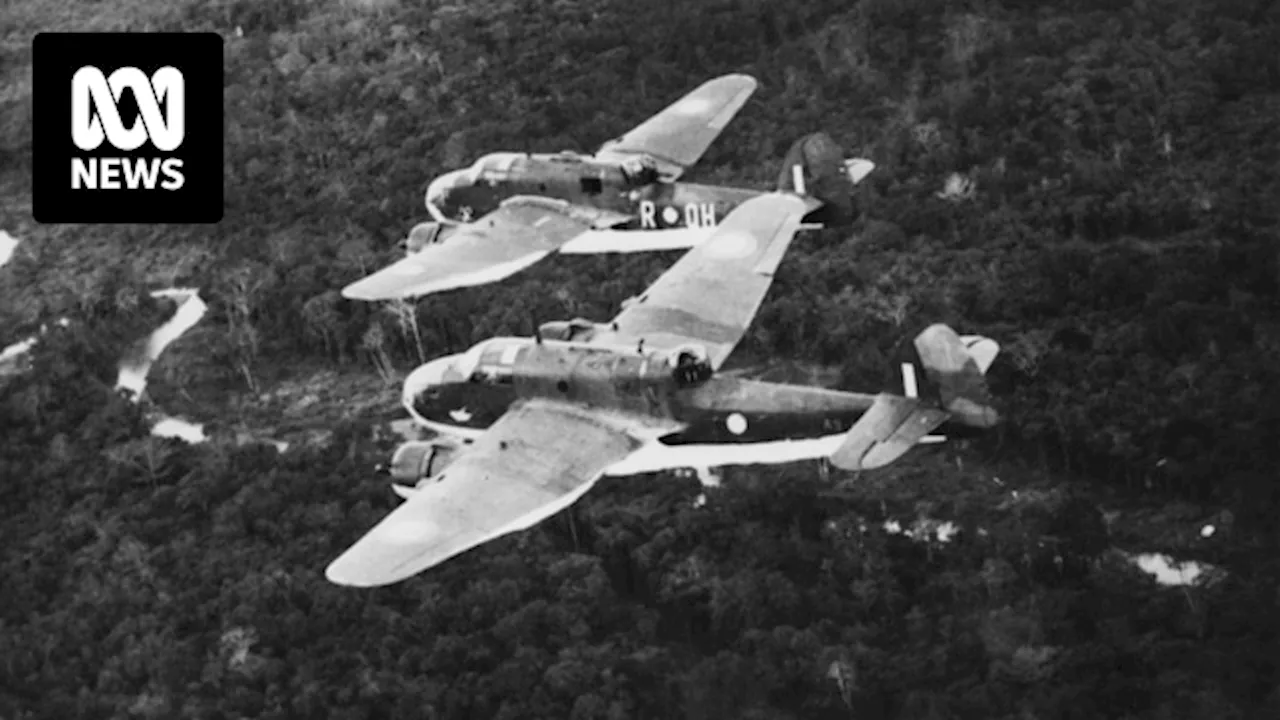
[468,152,529,181]
[425,153,531,218]
[400,338,531,422]
[401,353,462,416]
[424,168,476,216]
[452,336,531,384]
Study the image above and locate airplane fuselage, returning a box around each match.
[430,152,773,231]
[410,361,879,445]
[405,332,989,465]
[405,337,906,457]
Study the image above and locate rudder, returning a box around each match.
[912,324,1000,429]
[774,132,875,227]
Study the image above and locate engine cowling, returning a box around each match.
[401,222,446,254]
[538,317,609,343]
[387,439,463,483]
[669,344,713,387]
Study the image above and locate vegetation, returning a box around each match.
[2,0,1279,716]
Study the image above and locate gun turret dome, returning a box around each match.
[669,344,713,387]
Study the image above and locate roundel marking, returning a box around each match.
[725,413,748,435]
[661,206,680,225]
[703,229,758,259]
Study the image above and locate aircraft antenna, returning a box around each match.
[529,309,543,344]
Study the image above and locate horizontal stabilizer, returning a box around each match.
[830,393,948,471]
[845,158,876,185]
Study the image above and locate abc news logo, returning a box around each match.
[33,32,224,224]
[71,66,186,191]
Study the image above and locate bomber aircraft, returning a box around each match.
[326,193,1001,587]
[341,74,876,301]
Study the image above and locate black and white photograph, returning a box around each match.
[2,0,1278,717]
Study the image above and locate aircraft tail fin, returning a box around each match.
[774,131,874,226]
[909,324,1000,429]
[830,324,1000,471]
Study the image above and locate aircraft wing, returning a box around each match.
[587,192,809,371]
[326,398,644,587]
[594,74,757,181]
[342,196,605,301]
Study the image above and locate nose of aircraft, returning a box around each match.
[425,177,450,221]
[426,169,470,222]
[401,354,460,413]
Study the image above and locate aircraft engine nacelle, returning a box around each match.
[386,439,462,483]
[401,222,446,254]
[538,317,609,343]
[668,344,714,387]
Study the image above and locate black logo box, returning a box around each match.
[32,32,224,224]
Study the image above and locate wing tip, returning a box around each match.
[716,73,758,88]
[325,555,401,588]
[340,282,393,302]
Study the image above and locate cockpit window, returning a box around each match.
[428,168,476,197]
[402,353,464,422]
[471,153,527,181]
[456,337,528,384]
[452,342,487,382]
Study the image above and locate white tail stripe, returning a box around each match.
[901,362,918,398]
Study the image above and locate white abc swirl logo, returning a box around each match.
[71,66,184,152]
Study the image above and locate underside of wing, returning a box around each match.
[595,74,757,181]
[341,197,596,301]
[341,247,551,301]
[326,399,643,587]
[558,226,719,254]
[587,192,809,370]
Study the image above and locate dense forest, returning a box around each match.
[3,0,1279,717]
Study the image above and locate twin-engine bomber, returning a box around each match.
[341,73,876,302]
[326,193,1000,587]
